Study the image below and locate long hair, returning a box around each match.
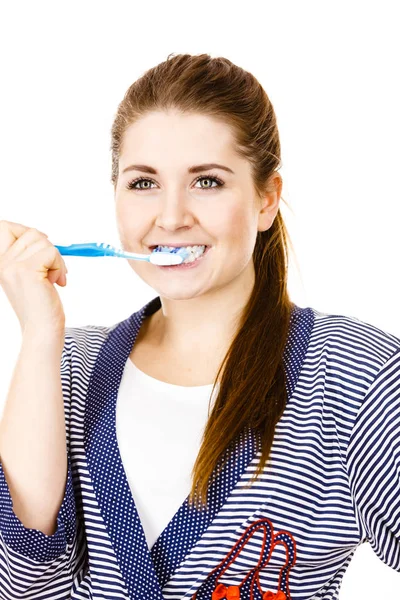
[110,53,294,507]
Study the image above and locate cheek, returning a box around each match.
[115,201,129,233]
[115,203,146,248]
[221,209,258,272]
[226,208,254,245]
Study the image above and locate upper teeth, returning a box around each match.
[154,245,206,252]
[152,244,207,264]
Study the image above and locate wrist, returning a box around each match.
[21,325,65,348]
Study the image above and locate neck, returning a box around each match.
[149,262,255,356]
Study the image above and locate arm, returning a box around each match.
[0,335,85,598]
[346,347,400,572]
[0,331,68,535]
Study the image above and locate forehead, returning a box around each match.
[119,111,238,168]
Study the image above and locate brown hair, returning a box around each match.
[110,53,294,507]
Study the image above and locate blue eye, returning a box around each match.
[125,173,225,191]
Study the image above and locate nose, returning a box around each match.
[154,190,196,230]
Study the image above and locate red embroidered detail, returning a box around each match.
[191,517,296,600]
[226,587,240,600]
[263,592,286,600]
[212,583,240,599]
[251,527,296,600]
[212,583,227,600]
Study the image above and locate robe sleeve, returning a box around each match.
[346,346,400,572]
[0,342,86,598]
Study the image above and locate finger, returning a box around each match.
[2,229,48,262]
[0,222,48,256]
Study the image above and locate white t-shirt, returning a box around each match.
[116,356,218,549]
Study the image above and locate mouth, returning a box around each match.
[150,244,213,268]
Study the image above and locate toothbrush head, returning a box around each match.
[149,246,192,265]
[149,252,185,266]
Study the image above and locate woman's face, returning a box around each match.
[114,110,281,301]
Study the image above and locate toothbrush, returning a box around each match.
[54,243,190,266]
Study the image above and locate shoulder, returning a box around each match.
[307,306,400,368]
[294,305,400,404]
[61,322,120,367]
[60,323,122,416]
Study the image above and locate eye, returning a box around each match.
[193,174,224,190]
[125,173,225,191]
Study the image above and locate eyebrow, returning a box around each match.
[121,163,234,175]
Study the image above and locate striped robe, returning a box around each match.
[1,295,399,599]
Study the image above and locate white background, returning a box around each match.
[0,1,399,597]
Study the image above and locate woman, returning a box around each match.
[0,53,399,600]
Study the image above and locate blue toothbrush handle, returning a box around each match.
[54,242,154,262]
[54,243,112,257]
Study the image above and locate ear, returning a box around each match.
[257,172,282,232]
